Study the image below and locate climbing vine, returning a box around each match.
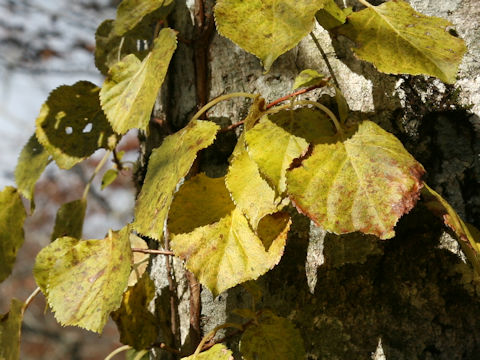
[1,0,478,359]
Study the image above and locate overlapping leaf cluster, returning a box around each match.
[0,0,477,359]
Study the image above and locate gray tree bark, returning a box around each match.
[148,1,480,358]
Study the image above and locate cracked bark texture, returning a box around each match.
[149,0,480,358]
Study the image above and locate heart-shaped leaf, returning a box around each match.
[37,227,132,333]
[215,0,328,71]
[335,0,466,83]
[286,121,424,239]
[35,81,115,169]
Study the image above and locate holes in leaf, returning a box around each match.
[82,123,93,133]
[65,127,73,134]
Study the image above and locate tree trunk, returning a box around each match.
[149,0,480,358]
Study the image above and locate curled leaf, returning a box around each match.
[14,135,50,207]
[95,19,145,76]
[226,150,280,229]
[133,120,219,240]
[101,169,119,190]
[170,174,291,296]
[245,108,335,193]
[422,183,480,275]
[292,69,325,90]
[100,28,177,134]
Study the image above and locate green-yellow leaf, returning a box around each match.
[335,0,466,83]
[240,311,305,360]
[34,237,78,295]
[134,120,219,240]
[226,150,280,229]
[101,169,119,190]
[422,183,480,275]
[245,108,335,193]
[35,81,115,169]
[0,299,24,360]
[286,121,425,239]
[45,227,132,333]
[315,0,347,30]
[95,19,145,76]
[182,344,233,360]
[0,187,26,283]
[50,199,87,241]
[114,0,174,36]
[168,173,235,235]
[214,0,328,71]
[100,28,177,134]
[111,274,158,349]
[292,69,325,90]
[170,174,291,296]
[14,135,50,207]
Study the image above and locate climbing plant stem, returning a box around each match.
[357,0,373,8]
[104,345,131,360]
[191,92,258,122]
[310,32,340,88]
[22,287,41,313]
[296,100,344,135]
[82,150,111,201]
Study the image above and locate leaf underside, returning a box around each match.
[0,187,26,283]
[335,0,466,83]
[35,81,115,169]
[51,199,87,241]
[422,183,480,275]
[39,227,132,333]
[133,120,219,240]
[286,121,425,239]
[214,0,328,71]
[113,0,174,36]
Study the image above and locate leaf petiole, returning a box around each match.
[190,92,258,123]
